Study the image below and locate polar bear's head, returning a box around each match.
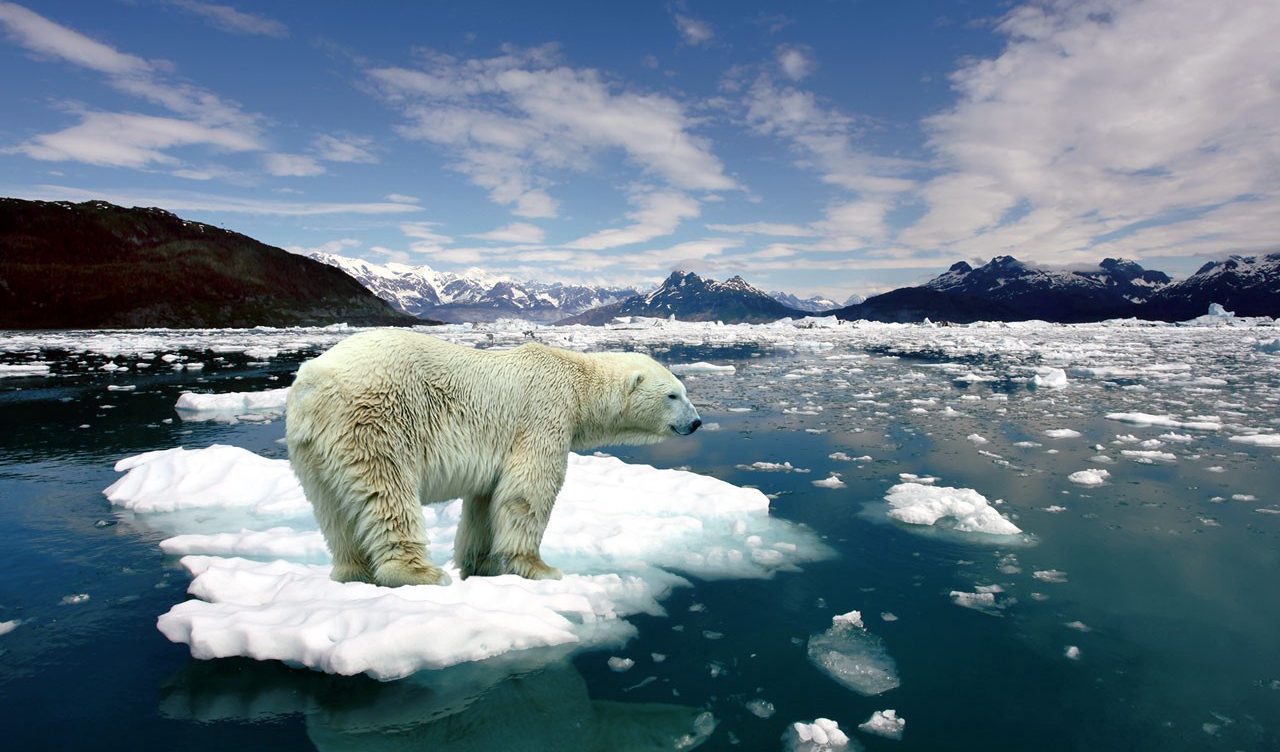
[582,353,700,447]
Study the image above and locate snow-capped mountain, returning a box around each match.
[1145,252,1280,320]
[308,252,638,323]
[769,291,840,313]
[564,271,805,325]
[921,255,1171,321]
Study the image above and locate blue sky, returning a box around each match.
[2,1,1278,299]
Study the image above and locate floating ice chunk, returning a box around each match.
[813,474,846,489]
[1068,469,1110,486]
[1065,620,1091,632]
[1044,429,1081,439]
[1105,412,1222,431]
[1033,569,1068,583]
[966,433,989,445]
[0,363,50,377]
[884,483,1022,535]
[1255,337,1280,354]
[858,709,905,739]
[1229,433,1280,447]
[174,388,290,423]
[807,613,900,696]
[1231,494,1257,502]
[950,590,998,613]
[107,446,830,679]
[1031,367,1068,389]
[745,699,776,719]
[1065,645,1081,660]
[1043,505,1067,513]
[61,593,89,605]
[784,718,854,752]
[608,656,635,672]
[0,619,20,636]
[1120,450,1176,462]
[668,362,736,375]
[737,461,809,473]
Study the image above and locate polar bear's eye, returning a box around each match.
[668,393,678,400]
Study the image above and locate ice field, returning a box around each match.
[1,313,1278,751]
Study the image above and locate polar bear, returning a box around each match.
[285,329,701,587]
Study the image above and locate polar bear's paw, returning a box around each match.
[470,553,563,581]
[373,560,453,587]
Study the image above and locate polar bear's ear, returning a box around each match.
[627,371,645,394]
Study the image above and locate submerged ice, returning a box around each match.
[806,612,900,697]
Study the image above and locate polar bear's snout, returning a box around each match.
[671,398,702,435]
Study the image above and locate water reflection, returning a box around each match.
[161,658,714,751]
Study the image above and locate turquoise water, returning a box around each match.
[1,327,1277,751]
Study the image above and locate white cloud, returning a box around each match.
[12,111,261,167]
[313,134,378,163]
[167,0,288,38]
[673,14,713,45]
[284,238,360,256]
[567,189,700,250]
[904,0,1280,263]
[18,184,423,216]
[401,221,455,254]
[263,152,325,176]
[472,222,546,243]
[0,3,263,170]
[706,221,818,237]
[776,45,815,81]
[369,46,736,218]
[385,193,418,203]
[0,2,147,74]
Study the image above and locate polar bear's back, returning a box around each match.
[286,329,575,501]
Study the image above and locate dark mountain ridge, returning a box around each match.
[0,198,418,329]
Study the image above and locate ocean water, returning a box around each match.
[1,320,1278,751]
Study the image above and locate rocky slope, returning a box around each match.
[0,199,417,329]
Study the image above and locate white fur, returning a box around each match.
[285,329,699,586]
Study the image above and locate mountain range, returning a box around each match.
[561,271,805,324]
[4,197,1276,328]
[0,199,415,329]
[308,252,639,324]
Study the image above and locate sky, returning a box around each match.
[2,0,1278,299]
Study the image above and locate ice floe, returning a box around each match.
[1228,433,1280,447]
[858,709,905,739]
[784,718,854,752]
[0,363,50,377]
[884,483,1022,536]
[667,361,736,375]
[1068,469,1110,486]
[174,387,291,423]
[105,444,830,680]
[1105,412,1222,431]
